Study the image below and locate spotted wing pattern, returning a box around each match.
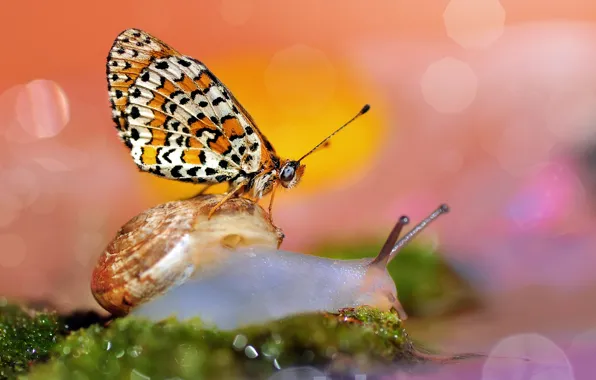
[106,28,276,183]
[107,29,177,133]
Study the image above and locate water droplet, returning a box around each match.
[273,358,281,370]
[127,345,143,358]
[244,345,259,359]
[261,340,282,359]
[271,333,283,344]
[232,334,248,351]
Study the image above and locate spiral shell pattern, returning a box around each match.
[91,194,284,315]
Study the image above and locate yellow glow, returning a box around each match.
[142,51,388,203]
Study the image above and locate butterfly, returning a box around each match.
[106,28,369,219]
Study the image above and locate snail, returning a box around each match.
[91,194,449,330]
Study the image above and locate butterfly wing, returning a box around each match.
[106,28,275,184]
[106,28,178,133]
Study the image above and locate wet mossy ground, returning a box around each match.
[1,301,430,380]
[0,243,478,379]
[0,302,61,379]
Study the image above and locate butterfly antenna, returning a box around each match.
[297,104,370,162]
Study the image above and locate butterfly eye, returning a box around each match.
[280,165,295,182]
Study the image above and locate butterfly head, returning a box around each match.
[278,160,305,189]
[276,105,370,191]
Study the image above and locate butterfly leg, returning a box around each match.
[207,181,247,220]
[267,182,280,221]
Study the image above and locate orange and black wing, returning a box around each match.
[106,28,275,183]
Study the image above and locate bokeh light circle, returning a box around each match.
[0,233,27,268]
[443,0,506,49]
[482,333,574,380]
[505,161,585,229]
[420,57,478,114]
[15,79,70,139]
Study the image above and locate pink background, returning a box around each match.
[1,0,596,368]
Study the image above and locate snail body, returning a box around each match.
[91,194,448,329]
[131,249,398,330]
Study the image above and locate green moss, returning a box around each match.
[313,241,481,317]
[26,307,417,379]
[0,300,61,380]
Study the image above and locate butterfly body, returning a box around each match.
[107,28,364,218]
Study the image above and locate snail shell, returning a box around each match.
[91,194,284,316]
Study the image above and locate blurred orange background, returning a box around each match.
[2,0,596,358]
